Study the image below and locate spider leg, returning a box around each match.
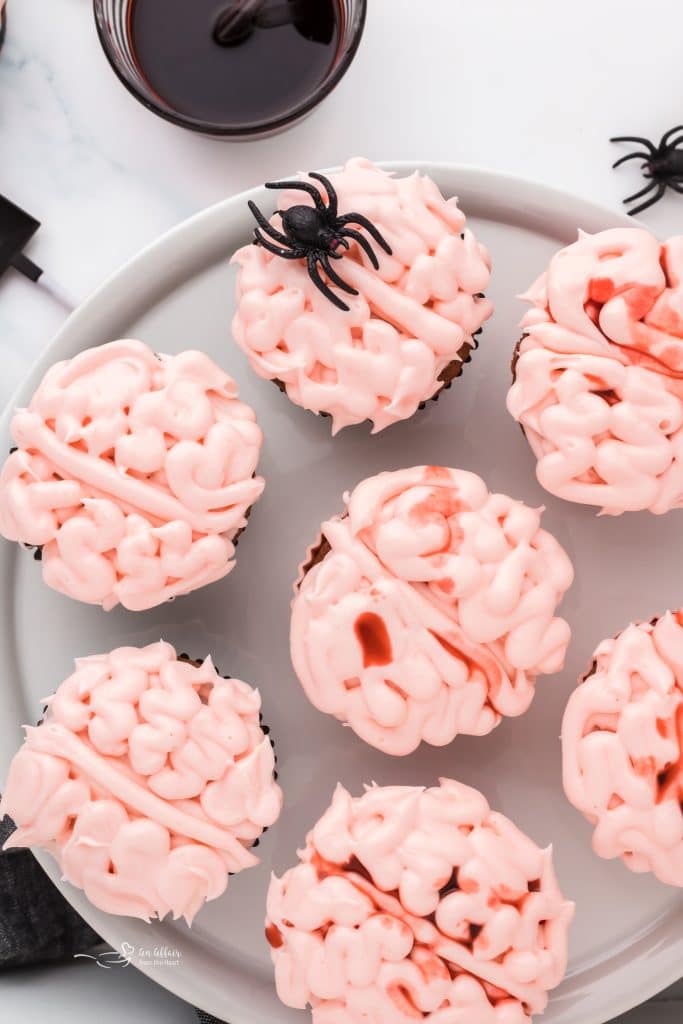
[254,230,304,259]
[307,253,350,311]
[662,136,683,155]
[248,201,291,245]
[338,227,380,269]
[308,172,338,219]
[667,181,683,193]
[610,135,657,155]
[626,183,666,216]
[320,252,358,295]
[623,179,659,205]
[660,125,683,147]
[336,213,393,255]
[612,151,650,169]
[329,239,350,257]
[265,179,327,214]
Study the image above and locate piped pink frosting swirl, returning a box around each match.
[0,641,283,923]
[266,779,574,1023]
[232,158,493,433]
[562,612,683,886]
[0,339,264,609]
[507,228,683,515]
[290,467,573,755]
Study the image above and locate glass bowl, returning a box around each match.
[93,0,367,139]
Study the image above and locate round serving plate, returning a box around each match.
[0,164,681,1024]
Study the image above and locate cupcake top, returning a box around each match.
[507,228,683,515]
[0,339,264,610]
[291,466,573,755]
[562,612,683,887]
[0,641,283,923]
[232,157,492,433]
[266,779,574,1022]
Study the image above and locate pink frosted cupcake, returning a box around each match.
[562,612,683,887]
[0,339,264,610]
[291,466,573,755]
[232,158,493,433]
[266,779,574,1023]
[507,228,683,515]
[0,641,283,923]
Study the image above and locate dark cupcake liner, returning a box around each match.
[293,516,347,594]
[298,531,333,583]
[510,335,530,440]
[418,325,484,410]
[511,334,526,381]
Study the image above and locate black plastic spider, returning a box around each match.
[247,172,392,311]
[611,125,683,215]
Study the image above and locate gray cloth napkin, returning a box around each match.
[0,814,225,1024]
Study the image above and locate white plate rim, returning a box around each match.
[0,163,680,1024]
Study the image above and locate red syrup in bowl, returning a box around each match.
[128,0,342,129]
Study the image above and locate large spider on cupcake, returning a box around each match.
[247,171,392,311]
[611,125,683,215]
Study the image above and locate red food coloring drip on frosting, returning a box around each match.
[428,630,505,707]
[387,983,423,1019]
[588,277,615,304]
[656,703,683,805]
[345,854,375,885]
[354,612,393,668]
[660,246,670,279]
[587,278,660,321]
[290,851,521,1010]
[409,489,463,527]
[429,631,477,675]
[594,389,620,407]
[585,299,602,325]
[266,923,284,949]
[585,271,683,376]
[423,466,453,481]
[623,284,660,320]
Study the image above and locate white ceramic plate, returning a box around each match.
[1,165,681,1024]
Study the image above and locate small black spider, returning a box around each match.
[611,125,683,216]
[247,171,392,311]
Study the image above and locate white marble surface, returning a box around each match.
[0,0,681,1020]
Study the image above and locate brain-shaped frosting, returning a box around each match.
[562,612,683,886]
[507,228,683,515]
[0,339,264,610]
[290,466,573,755]
[266,779,574,1023]
[0,641,283,923]
[232,157,493,434]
